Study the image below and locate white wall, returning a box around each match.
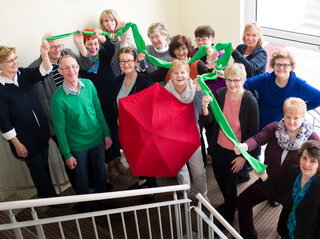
[0,0,245,197]
[0,0,180,67]
[177,0,244,48]
[1,0,243,67]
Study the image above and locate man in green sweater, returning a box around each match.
[51,55,112,212]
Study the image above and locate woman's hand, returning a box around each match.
[65,156,77,170]
[231,156,246,173]
[193,76,201,91]
[94,29,106,43]
[40,39,52,71]
[15,142,29,158]
[119,22,128,45]
[234,143,248,155]
[216,69,224,78]
[202,95,213,116]
[206,47,218,69]
[11,137,28,158]
[255,170,268,182]
[105,137,113,150]
[73,31,84,45]
[73,31,88,57]
[206,47,219,60]
[40,39,50,56]
[137,53,146,62]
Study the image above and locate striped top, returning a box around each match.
[52,64,64,87]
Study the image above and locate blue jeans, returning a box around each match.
[72,141,106,195]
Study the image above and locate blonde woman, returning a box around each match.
[98,9,135,77]
[232,22,267,78]
[165,60,208,199]
[0,43,56,198]
[202,63,259,226]
[235,97,320,239]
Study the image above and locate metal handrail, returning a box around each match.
[0,185,193,239]
[192,193,243,239]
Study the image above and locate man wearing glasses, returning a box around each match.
[51,55,113,212]
[29,32,92,188]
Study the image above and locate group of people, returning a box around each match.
[1,8,320,239]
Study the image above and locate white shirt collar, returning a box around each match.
[63,79,85,95]
[153,43,169,53]
[0,70,19,86]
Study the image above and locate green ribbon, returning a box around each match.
[198,73,267,174]
[44,24,266,173]
[44,23,232,70]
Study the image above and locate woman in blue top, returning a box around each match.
[244,49,320,131]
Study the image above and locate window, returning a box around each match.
[256,0,320,46]
[244,0,320,89]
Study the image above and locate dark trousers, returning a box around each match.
[237,180,273,235]
[212,144,238,224]
[103,105,121,163]
[72,141,107,195]
[51,136,76,189]
[25,147,57,198]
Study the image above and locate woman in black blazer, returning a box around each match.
[113,47,155,199]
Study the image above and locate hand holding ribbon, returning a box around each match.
[198,74,267,174]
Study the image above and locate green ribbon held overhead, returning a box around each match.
[43,23,266,173]
[45,23,232,70]
[197,73,267,174]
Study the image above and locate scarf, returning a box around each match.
[287,172,315,239]
[87,54,100,74]
[275,119,312,151]
[165,78,196,104]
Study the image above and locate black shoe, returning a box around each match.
[106,182,114,191]
[129,181,147,190]
[270,201,280,207]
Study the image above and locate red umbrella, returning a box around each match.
[118,83,201,177]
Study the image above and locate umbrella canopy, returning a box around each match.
[119,83,201,177]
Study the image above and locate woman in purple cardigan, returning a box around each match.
[234,97,320,239]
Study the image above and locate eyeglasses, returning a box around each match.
[50,44,64,50]
[119,59,135,65]
[4,56,18,64]
[226,79,242,84]
[195,37,210,43]
[274,63,291,69]
[59,64,79,71]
